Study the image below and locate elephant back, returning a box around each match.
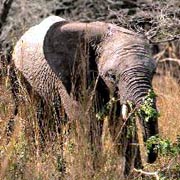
[12,16,65,101]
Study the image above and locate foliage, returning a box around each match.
[146,135,180,156]
[95,97,116,120]
[138,89,160,122]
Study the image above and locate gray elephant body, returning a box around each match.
[13,16,80,120]
[43,20,156,106]
[13,16,159,176]
[44,19,158,155]
[13,16,62,100]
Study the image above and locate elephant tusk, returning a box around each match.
[121,104,128,120]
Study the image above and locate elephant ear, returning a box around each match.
[43,21,109,93]
[155,59,180,84]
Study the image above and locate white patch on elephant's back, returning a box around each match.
[13,15,65,70]
[12,16,66,98]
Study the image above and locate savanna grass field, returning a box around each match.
[0,0,180,179]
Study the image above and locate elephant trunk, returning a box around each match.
[119,64,152,106]
[118,64,158,163]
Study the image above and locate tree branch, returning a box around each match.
[134,168,160,180]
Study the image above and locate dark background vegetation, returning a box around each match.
[0,0,180,179]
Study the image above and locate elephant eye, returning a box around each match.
[105,70,116,83]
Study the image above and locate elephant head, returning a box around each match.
[97,28,159,163]
[43,20,159,163]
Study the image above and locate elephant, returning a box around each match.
[12,15,159,176]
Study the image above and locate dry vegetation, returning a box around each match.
[0,0,180,179]
[153,75,180,141]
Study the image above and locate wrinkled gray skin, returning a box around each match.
[13,16,80,121]
[13,16,159,176]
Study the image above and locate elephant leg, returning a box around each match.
[52,94,64,134]
[107,103,142,177]
[89,114,104,170]
[124,125,142,176]
[36,98,66,174]
[134,145,143,169]
[36,103,55,145]
[36,95,68,149]
[36,98,46,144]
[89,77,110,171]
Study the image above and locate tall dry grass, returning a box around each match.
[0,43,180,180]
[153,75,180,141]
